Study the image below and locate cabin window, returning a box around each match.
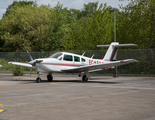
[81,58,86,62]
[74,56,80,62]
[63,54,73,61]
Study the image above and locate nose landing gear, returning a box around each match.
[36,72,42,83]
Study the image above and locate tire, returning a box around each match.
[82,75,88,82]
[47,74,53,82]
[36,77,41,83]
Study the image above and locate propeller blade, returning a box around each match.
[29,68,32,77]
[26,50,33,61]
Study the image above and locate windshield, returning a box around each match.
[48,52,62,59]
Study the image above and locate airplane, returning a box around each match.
[8,42,138,83]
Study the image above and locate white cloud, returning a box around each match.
[37,0,57,7]
[68,0,84,10]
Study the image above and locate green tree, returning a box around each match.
[63,2,113,50]
[0,5,54,51]
[0,2,76,52]
[118,0,155,49]
[3,1,35,18]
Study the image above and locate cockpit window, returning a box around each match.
[49,52,62,59]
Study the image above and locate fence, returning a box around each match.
[0,49,155,75]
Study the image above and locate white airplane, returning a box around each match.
[8,42,138,83]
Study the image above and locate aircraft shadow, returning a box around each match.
[8,78,119,84]
[52,80,119,84]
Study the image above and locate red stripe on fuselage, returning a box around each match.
[40,63,85,67]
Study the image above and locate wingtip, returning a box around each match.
[135,60,139,62]
[8,62,12,64]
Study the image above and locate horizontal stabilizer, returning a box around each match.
[97,45,109,47]
[97,44,137,47]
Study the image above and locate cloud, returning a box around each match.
[37,0,57,7]
[68,0,84,10]
[36,0,84,9]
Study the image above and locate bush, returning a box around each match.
[12,66,24,76]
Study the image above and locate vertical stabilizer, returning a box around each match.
[103,42,119,61]
[97,42,137,61]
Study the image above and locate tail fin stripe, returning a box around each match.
[110,47,118,61]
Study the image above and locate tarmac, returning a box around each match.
[0,73,155,120]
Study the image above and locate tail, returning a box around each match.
[97,42,137,61]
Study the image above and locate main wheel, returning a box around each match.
[36,77,41,83]
[47,74,53,82]
[82,75,88,82]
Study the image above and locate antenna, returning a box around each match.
[82,52,85,56]
[91,54,94,59]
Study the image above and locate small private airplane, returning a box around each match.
[8,42,138,83]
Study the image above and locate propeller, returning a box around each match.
[26,50,33,61]
[26,50,33,76]
[28,60,43,66]
[26,50,43,76]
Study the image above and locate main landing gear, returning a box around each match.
[36,77,41,83]
[47,74,53,82]
[82,75,88,82]
[81,70,89,82]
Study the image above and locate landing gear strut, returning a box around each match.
[47,74,53,82]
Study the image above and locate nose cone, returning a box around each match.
[29,59,43,66]
[29,60,36,65]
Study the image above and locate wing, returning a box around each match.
[8,62,32,68]
[61,59,138,73]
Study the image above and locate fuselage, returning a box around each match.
[33,52,106,73]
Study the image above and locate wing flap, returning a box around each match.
[8,62,32,68]
[61,59,138,73]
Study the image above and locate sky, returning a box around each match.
[0,0,130,19]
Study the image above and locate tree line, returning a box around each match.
[0,0,154,52]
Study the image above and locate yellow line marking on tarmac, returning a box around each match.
[0,109,4,113]
[0,104,4,113]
